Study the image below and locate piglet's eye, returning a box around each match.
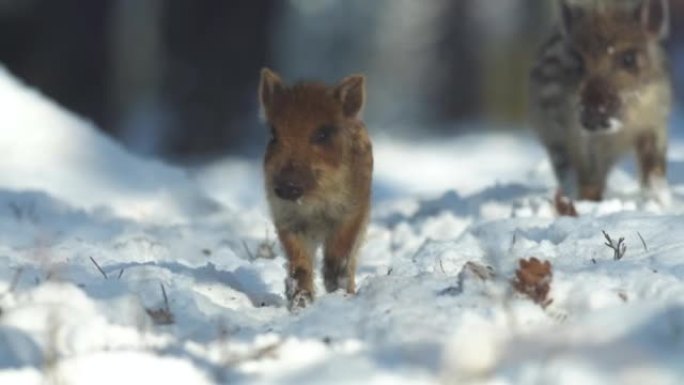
[618,50,639,72]
[311,125,336,145]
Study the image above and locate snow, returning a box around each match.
[1,65,684,385]
[0,66,217,223]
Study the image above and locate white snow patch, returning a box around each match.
[0,66,217,223]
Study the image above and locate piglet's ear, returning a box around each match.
[334,74,366,118]
[560,0,583,35]
[259,68,285,116]
[638,0,669,40]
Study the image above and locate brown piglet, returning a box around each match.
[258,68,373,310]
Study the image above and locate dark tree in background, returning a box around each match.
[436,1,481,123]
[0,0,112,131]
[162,0,276,158]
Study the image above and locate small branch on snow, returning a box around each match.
[509,231,518,253]
[146,283,175,325]
[242,240,255,260]
[161,283,169,309]
[256,238,277,260]
[637,232,648,252]
[89,256,108,279]
[602,230,627,261]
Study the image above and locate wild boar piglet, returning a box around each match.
[530,0,672,203]
[259,68,373,310]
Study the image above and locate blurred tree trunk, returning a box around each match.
[369,0,448,127]
[161,0,277,159]
[435,0,481,123]
[109,0,165,155]
[0,0,112,131]
[476,0,554,127]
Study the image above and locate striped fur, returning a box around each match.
[529,0,672,202]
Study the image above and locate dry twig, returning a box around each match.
[603,231,627,260]
[637,232,648,252]
[146,283,175,325]
[89,256,108,279]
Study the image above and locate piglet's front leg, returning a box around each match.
[278,230,314,310]
[636,131,671,206]
[323,210,368,294]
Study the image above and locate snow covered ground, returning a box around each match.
[1,65,684,385]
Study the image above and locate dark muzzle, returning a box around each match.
[274,181,304,201]
[273,163,315,202]
[579,78,621,132]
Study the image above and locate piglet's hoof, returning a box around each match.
[288,290,313,312]
[285,277,313,311]
[554,190,578,217]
